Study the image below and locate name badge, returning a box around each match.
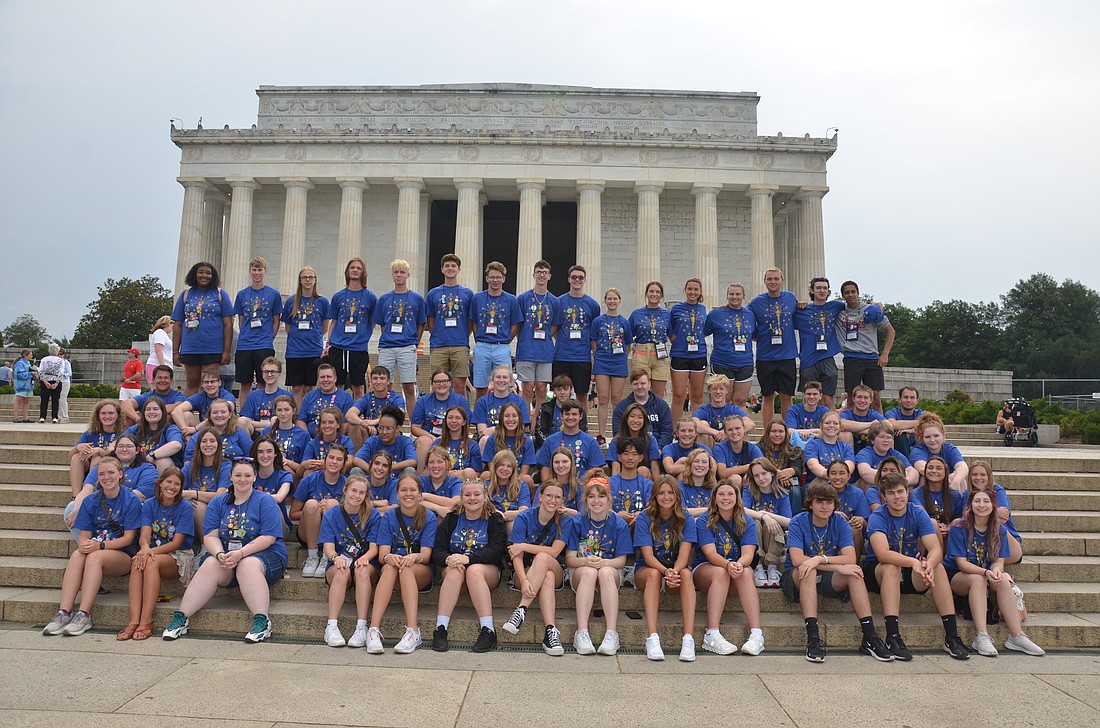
[687,342,699,352]
[816,338,828,351]
[432,425,442,436]
[344,323,357,334]
[390,323,404,334]
[846,330,858,340]
[734,343,746,352]
[612,344,624,355]
[655,341,668,359]
[250,318,263,329]
[533,329,546,340]
[186,319,200,330]
[771,335,783,346]
[228,541,243,552]
[298,320,311,330]
[569,329,582,340]
[486,325,498,335]
[444,318,457,328]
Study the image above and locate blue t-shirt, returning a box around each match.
[181,462,231,492]
[142,497,196,551]
[432,437,483,474]
[203,490,287,563]
[472,392,530,428]
[470,290,522,343]
[84,462,159,500]
[793,300,846,367]
[785,511,855,569]
[510,508,573,561]
[412,392,470,437]
[281,295,330,358]
[515,289,561,362]
[537,430,605,473]
[785,404,828,432]
[835,485,871,521]
[377,507,438,556]
[742,487,792,518]
[679,480,711,510]
[713,440,764,470]
[254,469,294,497]
[76,430,119,450]
[694,403,748,434]
[608,473,653,514]
[234,285,283,350]
[910,485,967,524]
[854,447,910,475]
[185,388,236,423]
[694,512,759,566]
[555,293,601,362]
[661,441,712,464]
[606,434,661,465]
[75,487,143,541]
[705,305,756,369]
[802,437,853,470]
[263,425,311,464]
[183,429,253,464]
[944,522,1010,572]
[863,503,935,567]
[628,306,671,346]
[486,480,531,513]
[350,390,405,423]
[374,290,428,348]
[419,474,463,499]
[481,434,537,468]
[669,301,708,359]
[449,513,490,554]
[293,471,346,503]
[355,434,417,466]
[133,388,186,411]
[368,476,398,504]
[300,388,354,436]
[909,442,966,471]
[301,434,355,463]
[633,511,698,567]
[839,408,886,426]
[426,284,474,348]
[124,424,184,463]
[591,314,632,376]
[240,387,293,422]
[748,290,798,362]
[990,484,1021,541]
[328,287,378,350]
[318,506,381,561]
[172,287,234,355]
[565,512,633,558]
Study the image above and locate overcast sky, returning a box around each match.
[2,0,1097,338]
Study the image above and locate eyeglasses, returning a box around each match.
[262,370,280,376]
[432,378,451,384]
[377,425,397,432]
[541,493,563,501]
[300,276,316,281]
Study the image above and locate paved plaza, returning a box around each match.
[3,622,1098,727]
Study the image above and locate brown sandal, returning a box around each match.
[132,623,155,641]
[116,624,138,641]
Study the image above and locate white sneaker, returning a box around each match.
[573,629,596,655]
[394,627,422,654]
[597,630,620,656]
[701,631,738,655]
[62,610,92,636]
[1005,631,1045,656]
[645,632,665,661]
[324,623,346,647]
[754,564,768,588]
[313,556,330,578]
[366,626,384,654]
[679,634,696,662]
[972,630,998,657]
[42,609,72,636]
[302,554,320,578]
[766,564,781,587]
[741,631,766,656]
[622,568,635,588]
[347,624,368,648]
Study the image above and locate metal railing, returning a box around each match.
[1012,379,1100,400]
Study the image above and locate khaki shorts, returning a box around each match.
[429,345,470,379]
[630,343,670,382]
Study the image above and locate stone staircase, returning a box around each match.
[1,407,1098,651]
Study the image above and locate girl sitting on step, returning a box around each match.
[966,460,1027,622]
[125,397,184,473]
[320,473,380,649]
[68,400,124,496]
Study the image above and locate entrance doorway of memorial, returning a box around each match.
[426,200,577,295]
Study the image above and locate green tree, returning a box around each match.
[1000,273,1100,377]
[881,302,918,367]
[905,300,1003,371]
[71,275,175,349]
[3,314,49,348]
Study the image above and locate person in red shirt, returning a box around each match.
[120,349,144,401]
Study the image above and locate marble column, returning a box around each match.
[635,182,664,307]
[223,177,261,297]
[785,200,803,295]
[454,178,483,290]
[418,190,431,290]
[394,177,425,290]
[335,177,368,279]
[773,208,789,290]
[692,183,721,302]
[576,180,605,301]
[746,183,779,298]
[174,177,209,296]
[796,186,829,284]
[278,177,313,295]
[517,178,545,290]
[199,191,228,276]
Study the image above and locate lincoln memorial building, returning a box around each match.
[170,84,837,307]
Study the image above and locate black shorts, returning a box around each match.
[711,363,754,383]
[179,353,222,367]
[843,357,884,393]
[781,566,851,603]
[799,359,838,397]
[552,360,593,392]
[757,359,797,396]
[863,564,930,595]
[670,356,707,373]
[326,347,369,387]
[235,348,275,385]
[285,357,322,388]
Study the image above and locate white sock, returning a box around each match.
[327,619,338,628]
[479,616,494,631]
[750,628,763,638]
[356,619,367,628]
[436,616,450,629]
[307,548,318,558]
[705,628,721,639]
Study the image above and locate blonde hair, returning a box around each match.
[150,315,172,333]
[390,259,410,273]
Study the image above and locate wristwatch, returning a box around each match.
[99,541,105,550]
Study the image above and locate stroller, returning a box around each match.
[1001,398,1039,447]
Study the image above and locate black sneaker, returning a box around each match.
[543,625,564,656]
[472,626,497,653]
[805,635,826,663]
[886,634,913,661]
[431,625,449,652]
[860,634,896,662]
[943,634,971,661]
